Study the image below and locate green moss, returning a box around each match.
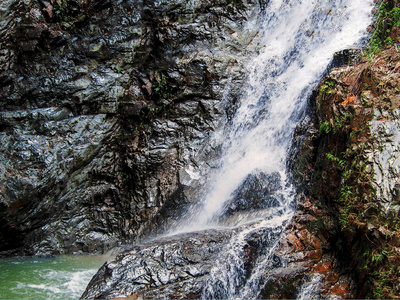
[319,121,331,135]
[53,0,77,22]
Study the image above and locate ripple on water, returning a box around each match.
[0,255,107,300]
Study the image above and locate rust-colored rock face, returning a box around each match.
[309,43,400,298]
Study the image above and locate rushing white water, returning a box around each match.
[297,274,324,299]
[0,255,107,299]
[168,0,374,298]
[173,0,375,232]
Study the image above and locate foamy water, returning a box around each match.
[0,255,107,299]
[169,0,375,298]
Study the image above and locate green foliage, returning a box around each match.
[149,72,175,118]
[371,249,388,264]
[52,0,79,28]
[54,0,68,17]
[324,130,374,231]
[318,112,353,137]
[332,111,352,133]
[371,250,398,298]
[121,172,132,182]
[326,152,347,170]
[319,80,336,97]
[149,100,171,117]
[366,1,400,57]
[153,73,173,101]
[319,120,331,135]
[390,6,400,27]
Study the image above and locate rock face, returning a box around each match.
[81,221,290,300]
[0,0,263,256]
[81,230,232,299]
[308,44,400,298]
[83,44,400,299]
[221,172,283,219]
[2,0,400,298]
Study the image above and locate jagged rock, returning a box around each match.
[82,193,350,300]
[221,172,282,218]
[81,230,232,299]
[309,45,400,298]
[0,0,263,255]
[81,222,290,300]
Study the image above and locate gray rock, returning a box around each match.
[81,221,288,299]
[81,230,232,299]
[221,172,283,219]
[370,109,400,214]
[0,0,263,255]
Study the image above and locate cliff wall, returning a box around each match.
[0,0,264,256]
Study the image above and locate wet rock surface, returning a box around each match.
[80,11,400,300]
[81,221,289,299]
[81,230,232,299]
[306,45,400,298]
[2,0,399,299]
[0,0,263,255]
[221,172,283,218]
[255,109,356,300]
[244,45,400,299]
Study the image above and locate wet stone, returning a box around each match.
[0,0,263,255]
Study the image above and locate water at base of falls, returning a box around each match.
[0,255,107,299]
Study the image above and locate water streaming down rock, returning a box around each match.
[174,0,375,232]
[297,274,324,300]
[82,0,375,298]
[172,1,374,297]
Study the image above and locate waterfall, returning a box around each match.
[172,0,374,231]
[165,0,375,298]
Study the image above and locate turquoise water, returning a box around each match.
[0,255,107,299]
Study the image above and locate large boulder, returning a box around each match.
[81,221,288,299]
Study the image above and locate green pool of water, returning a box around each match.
[0,254,107,299]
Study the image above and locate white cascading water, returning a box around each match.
[169,0,375,298]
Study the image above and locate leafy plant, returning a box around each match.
[319,120,331,135]
[121,172,132,182]
[366,1,400,56]
[148,72,176,118]
[319,80,335,96]
[332,111,352,133]
[153,73,173,101]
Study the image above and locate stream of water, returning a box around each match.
[172,0,375,235]
[171,0,375,298]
